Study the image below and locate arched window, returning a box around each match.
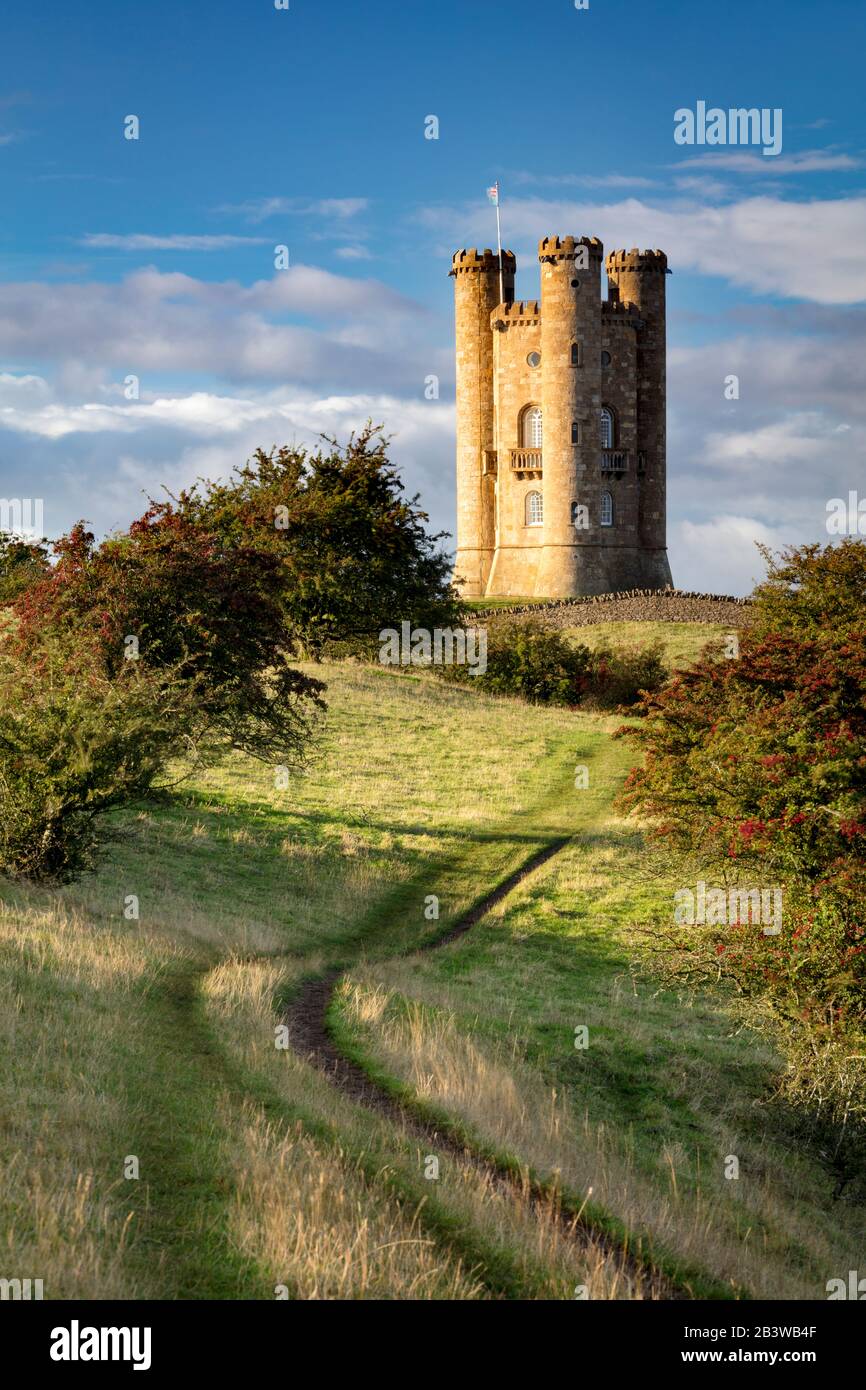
[600,406,614,449]
[570,342,582,366]
[600,492,614,527]
[526,490,543,526]
[522,405,543,448]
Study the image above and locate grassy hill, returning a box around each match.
[1,657,861,1299]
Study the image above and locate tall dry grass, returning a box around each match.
[203,956,652,1298]
[341,973,864,1300]
[0,898,158,1298]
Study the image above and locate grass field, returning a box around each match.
[1,660,861,1299]
[560,620,729,669]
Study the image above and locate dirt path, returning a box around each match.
[284,836,688,1300]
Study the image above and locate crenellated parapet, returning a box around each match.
[538,234,603,263]
[450,247,517,276]
[602,299,642,325]
[606,248,669,275]
[491,299,540,327]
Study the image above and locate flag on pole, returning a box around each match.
[487,182,504,303]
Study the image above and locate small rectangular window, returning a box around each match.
[571,421,580,445]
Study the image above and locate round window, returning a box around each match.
[527,352,541,368]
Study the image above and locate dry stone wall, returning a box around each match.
[468,589,752,628]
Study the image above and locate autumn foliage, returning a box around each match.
[618,542,866,1189]
[619,541,866,1022]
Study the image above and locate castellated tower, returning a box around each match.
[451,247,516,596]
[605,248,669,564]
[450,236,673,598]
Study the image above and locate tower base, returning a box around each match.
[460,545,673,599]
[452,547,495,599]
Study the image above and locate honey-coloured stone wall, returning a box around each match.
[452,235,673,598]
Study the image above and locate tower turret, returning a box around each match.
[534,235,603,597]
[450,247,515,596]
[605,249,671,572]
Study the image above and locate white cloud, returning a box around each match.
[215,197,369,224]
[0,386,456,545]
[511,172,658,189]
[0,382,453,443]
[671,515,795,594]
[0,265,438,389]
[335,244,373,260]
[673,175,731,199]
[672,149,861,174]
[668,334,866,423]
[316,198,369,219]
[80,233,269,251]
[0,371,51,405]
[422,192,866,303]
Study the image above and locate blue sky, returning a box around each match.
[1,0,865,592]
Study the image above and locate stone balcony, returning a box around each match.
[601,450,629,473]
[509,447,543,473]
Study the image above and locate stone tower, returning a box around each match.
[450,236,674,598]
[451,247,516,595]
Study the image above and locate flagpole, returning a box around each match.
[495,188,504,305]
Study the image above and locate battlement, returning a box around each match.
[538,235,603,263]
[606,248,669,274]
[491,299,540,326]
[450,247,517,276]
[601,299,641,325]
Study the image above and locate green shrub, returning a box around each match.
[438,617,594,704]
[0,629,203,883]
[436,617,666,709]
[0,535,50,606]
[588,641,667,710]
[774,1027,866,1200]
[15,518,325,767]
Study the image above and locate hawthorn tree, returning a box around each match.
[4,428,454,880]
[167,425,459,655]
[14,517,325,767]
[0,628,206,882]
[618,541,866,1191]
